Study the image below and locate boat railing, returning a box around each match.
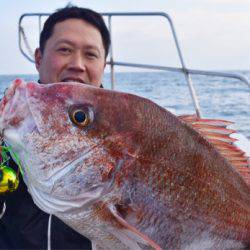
[18,12,250,118]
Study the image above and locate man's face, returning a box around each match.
[35,18,106,86]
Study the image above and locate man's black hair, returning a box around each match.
[39,6,110,58]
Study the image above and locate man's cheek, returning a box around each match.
[50,55,63,68]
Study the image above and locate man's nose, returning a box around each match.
[68,52,86,72]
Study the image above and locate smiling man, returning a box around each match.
[35,6,109,87]
[0,6,110,250]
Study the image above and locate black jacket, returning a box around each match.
[0,157,92,250]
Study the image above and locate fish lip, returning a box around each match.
[0,79,24,113]
[0,79,27,135]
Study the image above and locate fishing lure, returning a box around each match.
[0,145,22,193]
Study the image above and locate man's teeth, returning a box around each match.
[64,80,77,82]
[63,79,84,83]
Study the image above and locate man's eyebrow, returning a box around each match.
[84,45,101,51]
[55,39,75,46]
[55,39,101,51]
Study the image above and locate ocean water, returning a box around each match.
[0,71,249,138]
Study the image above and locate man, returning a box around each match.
[0,6,110,249]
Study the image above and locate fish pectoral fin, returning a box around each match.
[107,203,162,250]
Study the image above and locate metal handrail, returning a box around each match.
[18,12,250,118]
[18,13,48,63]
[106,61,250,88]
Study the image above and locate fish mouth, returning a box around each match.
[0,79,27,137]
[0,79,25,114]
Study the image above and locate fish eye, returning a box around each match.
[68,105,93,128]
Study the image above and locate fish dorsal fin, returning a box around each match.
[179,114,250,185]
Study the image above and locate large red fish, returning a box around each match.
[0,79,249,249]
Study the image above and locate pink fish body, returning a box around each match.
[0,79,249,249]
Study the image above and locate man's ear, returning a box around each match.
[35,48,42,70]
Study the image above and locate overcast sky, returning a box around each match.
[1,0,250,75]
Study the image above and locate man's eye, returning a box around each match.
[58,47,72,54]
[86,52,98,59]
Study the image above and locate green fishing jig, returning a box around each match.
[0,146,22,193]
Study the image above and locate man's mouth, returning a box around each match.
[61,78,85,84]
